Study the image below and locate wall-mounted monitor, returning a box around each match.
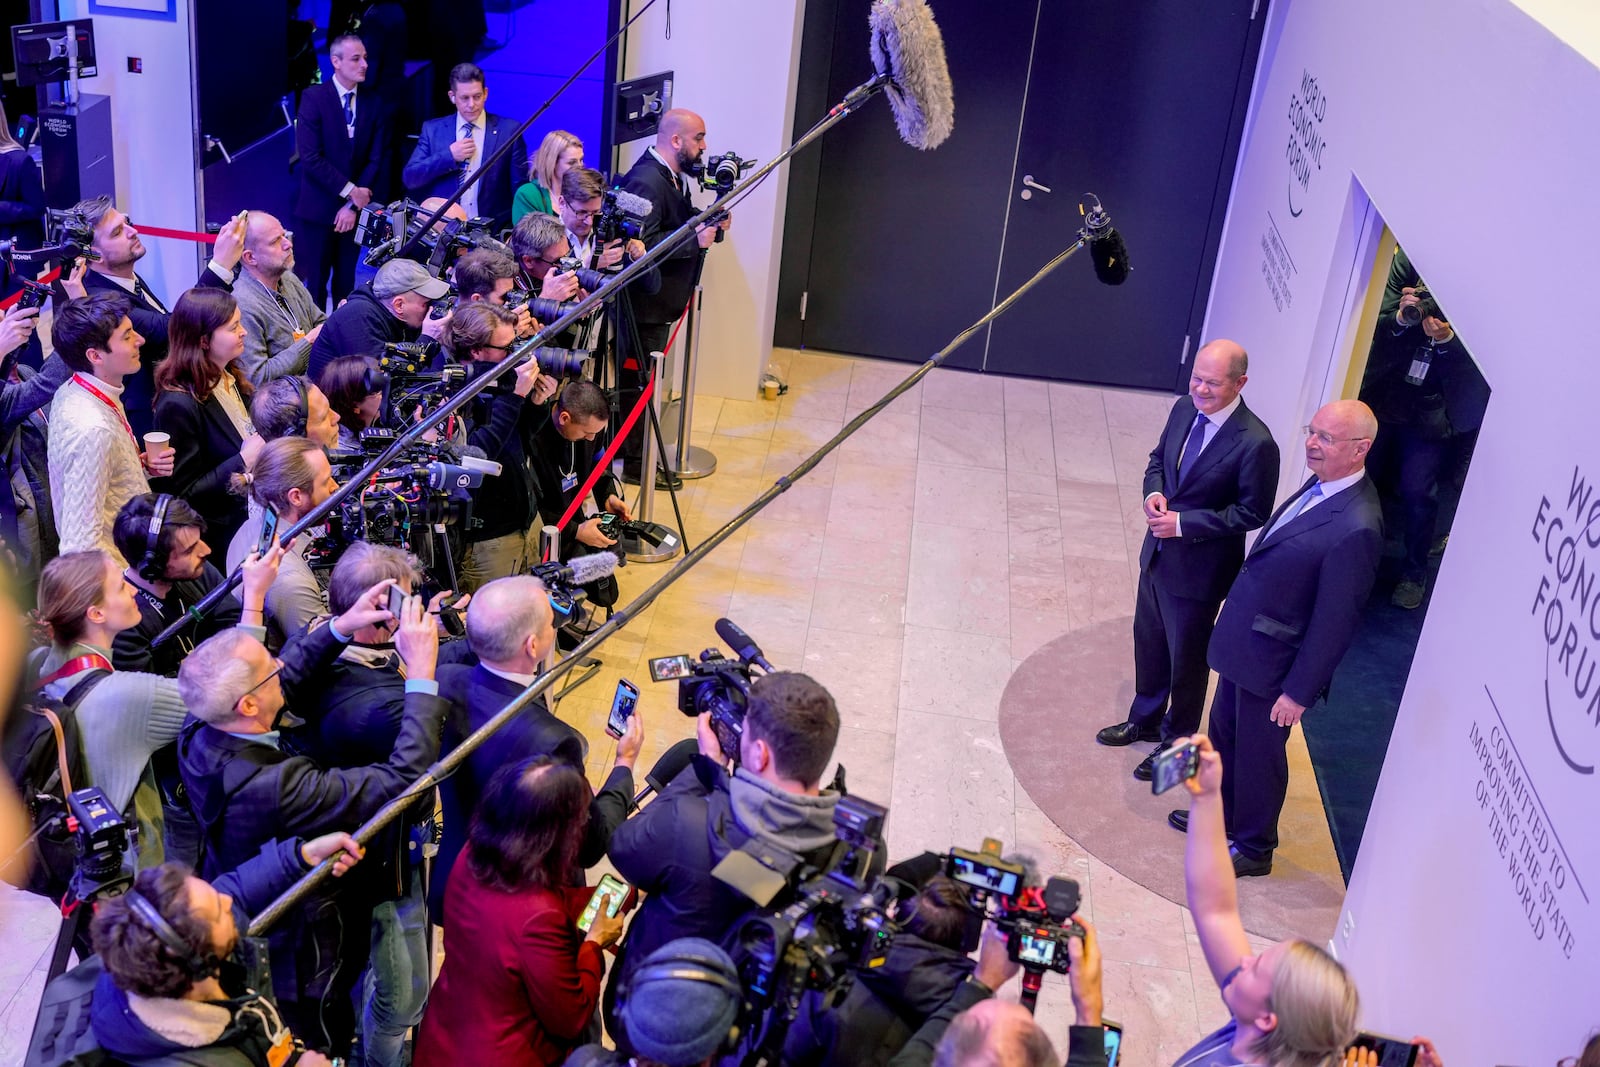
[612,70,673,145]
[13,20,98,89]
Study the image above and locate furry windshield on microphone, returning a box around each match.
[869,0,955,151]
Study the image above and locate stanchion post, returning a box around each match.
[666,285,718,479]
[619,351,681,564]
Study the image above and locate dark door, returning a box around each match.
[773,0,1040,370]
[776,0,1266,389]
[982,0,1263,389]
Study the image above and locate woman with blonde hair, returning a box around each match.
[512,130,582,223]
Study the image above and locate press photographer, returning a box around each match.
[530,380,630,569]
[308,258,454,383]
[604,668,851,1054]
[455,248,538,338]
[557,167,647,272]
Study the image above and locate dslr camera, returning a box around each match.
[696,151,756,193]
[1397,285,1445,327]
[593,187,651,244]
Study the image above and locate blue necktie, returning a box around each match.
[1264,482,1323,542]
[459,122,474,184]
[1176,413,1209,486]
[342,91,355,128]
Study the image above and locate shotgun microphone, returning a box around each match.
[869,0,955,150]
[630,738,700,810]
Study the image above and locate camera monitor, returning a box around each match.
[13,20,98,88]
[612,69,673,145]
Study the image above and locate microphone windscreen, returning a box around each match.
[869,0,955,150]
[565,550,620,585]
[646,738,700,793]
[609,188,653,217]
[1090,229,1131,286]
[715,617,757,654]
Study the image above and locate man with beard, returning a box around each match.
[233,212,327,385]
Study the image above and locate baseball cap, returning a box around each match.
[372,259,451,301]
[619,938,742,1065]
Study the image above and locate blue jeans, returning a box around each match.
[360,869,430,1067]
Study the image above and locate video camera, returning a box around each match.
[357,198,505,278]
[696,151,756,193]
[67,786,136,903]
[321,429,497,558]
[945,841,1085,980]
[593,187,651,244]
[0,208,102,275]
[651,618,776,761]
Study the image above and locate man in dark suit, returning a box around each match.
[402,62,526,230]
[1096,340,1280,782]
[617,108,730,480]
[76,197,246,435]
[294,33,389,309]
[432,573,639,920]
[1170,399,1384,877]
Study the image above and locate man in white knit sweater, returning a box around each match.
[48,293,176,566]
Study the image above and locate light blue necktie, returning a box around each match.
[1264,482,1323,542]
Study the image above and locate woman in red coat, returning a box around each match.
[414,755,626,1067]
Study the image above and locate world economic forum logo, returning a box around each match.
[1530,466,1600,775]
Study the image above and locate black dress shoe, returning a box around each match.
[1096,721,1162,747]
[1167,809,1189,833]
[1133,741,1170,782]
[1230,846,1272,878]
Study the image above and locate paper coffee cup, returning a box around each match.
[143,431,172,455]
[762,380,779,401]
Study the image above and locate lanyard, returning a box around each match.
[36,652,114,690]
[72,374,138,451]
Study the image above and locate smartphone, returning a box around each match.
[255,505,279,557]
[1103,1020,1123,1067]
[1348,1033,1420,1067]
[648,654,694,682]
[606,678,639,739]
[1150,738,1201,795]
[576,873,632,933]
[387,584,407,623]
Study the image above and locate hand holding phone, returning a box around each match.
[255,506,280,558]
[578,873,634,949]
[607,679,639,739]
[1150,739,1201,795]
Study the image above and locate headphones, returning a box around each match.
[617,941,744,1057]
[291,376,310,437]
[125,888,223,983]
[134,493,174,583]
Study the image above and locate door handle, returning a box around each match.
[1019,174,1052,200]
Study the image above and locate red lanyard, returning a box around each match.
[36,653,114,690]
[72,374,139,451]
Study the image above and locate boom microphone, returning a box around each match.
[608,187,653,217]
[1081,193,1130,286]
[630,738,700,810]
[868,0,955,150]
[534,550,620,587]
[715,617,775,672]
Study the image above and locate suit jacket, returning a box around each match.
[1207,474,1383,705]
[1140,396,1280,601]
[619,150,703,324]
[150,386,249,552]
[402,112,526,228]
[294,80,389,223]
[430,663,633,921]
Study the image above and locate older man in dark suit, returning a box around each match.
[1098,340,1279,782]
[1170,399,1384,877]
[294,33,390,308]
[431,573,640,920]
[402,62,526,229]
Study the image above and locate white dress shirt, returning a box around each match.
[1149,393,1244,538]
[459,115,485,219]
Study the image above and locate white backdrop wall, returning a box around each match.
[1204,0,1600,1058]
[59,0,200,304]
[618,0,807,400]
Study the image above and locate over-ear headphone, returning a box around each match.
[617,940,744,1057]
[135,493,174,583]
[292,376,310,437]
[125,888,222,983]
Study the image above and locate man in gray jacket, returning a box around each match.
[234,212,327,385]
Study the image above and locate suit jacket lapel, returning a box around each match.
[1253,476,1349,554]
[1163,401,1191,495]
[1181,416,1245,490]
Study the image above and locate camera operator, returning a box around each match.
[48,294,176,566]
[531,380,630,564]
[251,375,343,450]
[308,258,454,383]
[83,833,364,1067]
[564,939,743,1067]
[558,167,647,272]
[317,355,384,451]
[511,211,585,303]
[453,303,557,587]
[433,574,640,919]
[1174,734,1359,1066]
[604,671,849,1052]
[455,248,538,338]
[176,582,447,1056]
[889,917,1106,1067]
[233,212,327,386]
[617,109,730,481]
[76,197,248,435]
[226,436,339,648]
[1,302,59,577]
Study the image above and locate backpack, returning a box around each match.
[1,661,112,901]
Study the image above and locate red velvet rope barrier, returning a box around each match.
[548,375,656,552]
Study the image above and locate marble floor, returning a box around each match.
[0,348,1306,1067]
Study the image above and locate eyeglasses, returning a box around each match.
[1302,425,1370,447]
[478,342,513,354]
[534,252,566,268]
[236,658,283,707]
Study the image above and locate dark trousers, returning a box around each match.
[1206,675,1291,860]
[293,218,360,310]
[619,320,672,467]
[1370,423,1450,582]
[1127,554,1220,741]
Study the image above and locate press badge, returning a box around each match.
[1405,356,1432,385]
[562,472,579,493]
